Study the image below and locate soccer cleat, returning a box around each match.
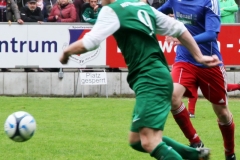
[190,141,204,148]
[189,113,195,118]
[226,153,236,160]
[197,148,210,160]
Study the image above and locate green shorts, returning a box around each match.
[130,67,173,132]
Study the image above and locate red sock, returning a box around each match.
[188,97,197,114]
[171,103,201,144]
[227,84,240,92]
[218,119,235,155]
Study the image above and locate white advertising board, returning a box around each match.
[0,23,106,68]
[80,72,107,85]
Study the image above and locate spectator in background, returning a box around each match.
[21,0,43,22]
[0,0,24,24]
[36,0,49,21]
[21,0,45,72]
[47,0,77,72]
[47,0,77,22]
[41,0,56,17]
[44,0,56,6]
[82,0,101,24]
[220,0,238,23]
[0,0,24,72]
[73,0,85,22]
[220,0,238,71]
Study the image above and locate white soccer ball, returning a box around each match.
[4,111,36,142]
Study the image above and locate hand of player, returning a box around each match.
[199,55,222,67]
[165,36,181,45]
[60,52,70,64]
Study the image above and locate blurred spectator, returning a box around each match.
[21,0,43,22]
[44,0,57,6]
[42,0,58,18]
[73,0,85,22]
[220,0,238,71]
[36,0,49,22]
[220,0,238,23]
[0,0,24,23]
[47,0,77,22]
[47,0,77,72]
[21,0,45,72]
[82,0,101,24]
[15,0,26,10]
[0,0,23,72]
[45,3,53,17]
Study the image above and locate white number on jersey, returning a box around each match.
[137,10,154,35]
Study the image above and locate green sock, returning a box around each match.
[150,142,182,160]
[130,141,147,153]
[163,136,199,159]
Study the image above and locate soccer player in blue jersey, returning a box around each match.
[158,1,236,160]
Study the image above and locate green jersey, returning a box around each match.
[108,0,169,88]
[80,0,186,132]
[82,7,102,24]
[220,0,238,23]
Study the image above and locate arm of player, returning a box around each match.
[151,7,186,37]
[177,31,222,67]
[60,6,120,64]
[151,7,221,67]
[222,3,238,12]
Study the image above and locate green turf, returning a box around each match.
[0,97,239,160]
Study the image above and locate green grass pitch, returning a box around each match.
[0,97,239,160]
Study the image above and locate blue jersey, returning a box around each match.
[158,0,222,67]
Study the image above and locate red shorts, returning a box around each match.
[171,62,228,105]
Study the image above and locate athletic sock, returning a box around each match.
[188,97,197,114]
[218,118,235,155]
[163,136,199,159]
[171,102,200,144]
[130,141,147,153]
[150,142,182,160]
[227,84,240,92]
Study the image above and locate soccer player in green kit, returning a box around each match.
[60,0,221,159]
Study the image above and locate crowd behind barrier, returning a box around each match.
[0,0,240,72]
